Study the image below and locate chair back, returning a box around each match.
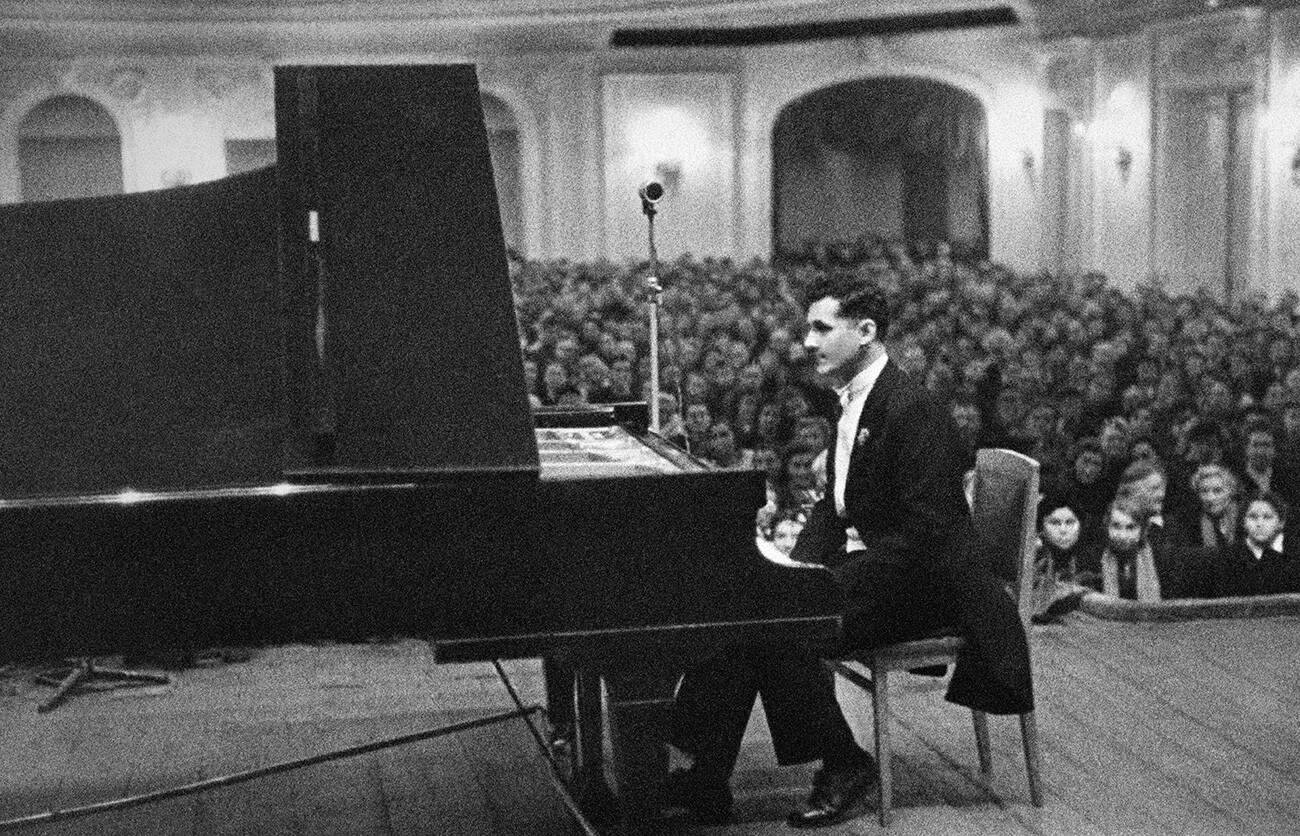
[971,448,1041,628]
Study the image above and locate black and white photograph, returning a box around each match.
[1,2,1298,834]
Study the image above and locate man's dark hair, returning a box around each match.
[802,271,890,339]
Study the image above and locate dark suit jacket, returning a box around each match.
[789,360,1034,714]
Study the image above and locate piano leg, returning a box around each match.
[542,656,576,754]
[603,669,680,836]
[571,668,619,825]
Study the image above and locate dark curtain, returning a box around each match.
[772,77,989,258]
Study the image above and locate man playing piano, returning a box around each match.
[668,272,1033,828]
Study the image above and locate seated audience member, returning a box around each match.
[792,414,833,488]
[950,398,987,472]
[684,402,713,456]
[575,353,615,403]
[1129,436,1161,465]
[775,444,824,521]
[1019,400,1073,491]
[1055,438,1113,545]
[1238,424,1300,511]
[539,360,571,406]
[1098,497,1162,601]
[1277,398,1300,469]
[655,392,689,449]
[726,388,762,447]
[1210,491,1300,596]
[1096,416,1133,493]
[1165,418,1229,522]
[772,510,805,555]
[1031,498,1100,623]
[754,400,790,449]
[755,508,808,564]
[1178,464,1241,552]
[704,420,754,470]
[1113,459,1209,598]
[554,386,587,407]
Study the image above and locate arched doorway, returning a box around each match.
[772,77,989,261]
[480,93,523,256]
[19,95,123,202]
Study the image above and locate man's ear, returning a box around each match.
[857,318,877,346]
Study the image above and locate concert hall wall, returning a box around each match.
[0,4,1299,297]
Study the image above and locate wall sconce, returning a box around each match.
[1115,146,1133,182]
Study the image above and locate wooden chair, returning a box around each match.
[830,447,1044,826]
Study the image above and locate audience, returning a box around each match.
[510,239,1300,604]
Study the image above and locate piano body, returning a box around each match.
[0,65,841,834]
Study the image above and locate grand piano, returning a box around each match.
[0,64,841,834]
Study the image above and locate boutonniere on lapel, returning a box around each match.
[855,428,871,449]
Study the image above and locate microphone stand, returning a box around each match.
[641,196,663,434]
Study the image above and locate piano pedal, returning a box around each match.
[548,722,574,761]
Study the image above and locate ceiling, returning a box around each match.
[0,0,1292,56]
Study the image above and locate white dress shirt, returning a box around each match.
[834,352,888,553]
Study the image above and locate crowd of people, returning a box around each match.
[510,237,1300,607]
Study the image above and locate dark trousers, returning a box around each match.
[671,551,951,777]
[671,641,852,772]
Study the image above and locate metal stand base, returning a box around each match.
[36,658,171,713]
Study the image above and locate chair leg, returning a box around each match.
[872,667,892,827]
[971,710,992,774]
[1019,711,1044,806]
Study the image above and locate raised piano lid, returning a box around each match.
[0,168,285,499]
[0,64,538,501]
[276,64,537,483]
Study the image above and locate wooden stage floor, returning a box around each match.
[2,614,1297,836]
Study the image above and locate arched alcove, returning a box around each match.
[19,95,123,202]
[772,77,989,260]
[481,93,523,256]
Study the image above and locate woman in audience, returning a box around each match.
[1054,438,1113,545]
[774,444,823,523]
[1031,497,1099,623]
[1210,491,1300,596]
[703,420,754,470]
[753,400,789,449]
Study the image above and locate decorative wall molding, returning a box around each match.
[195,65,268,101]
[71,63,149,103]
[1155,9,1265,89]
[1041,40,1093,117]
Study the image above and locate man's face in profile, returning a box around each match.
[803,296,869,385]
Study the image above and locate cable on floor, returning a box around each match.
[0,705,541,831]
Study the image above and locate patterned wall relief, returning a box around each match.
[1156,10,1265,89]
[71,64,149,104]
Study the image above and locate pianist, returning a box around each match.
[668,272,1033,828]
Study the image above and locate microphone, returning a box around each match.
[638,181,665,204]
[639,180,664,217]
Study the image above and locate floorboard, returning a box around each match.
[2,616,1298,836]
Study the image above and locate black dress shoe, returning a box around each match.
[663,768,734,825]
[786,759,878,829]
